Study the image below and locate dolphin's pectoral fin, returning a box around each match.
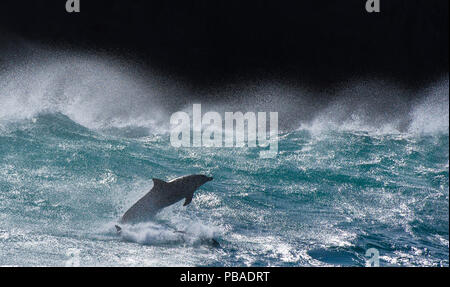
[152,178,167,189]
[183,194,193,206]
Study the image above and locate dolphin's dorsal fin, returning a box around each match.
[183,194,193,206]
[152,178,167,189]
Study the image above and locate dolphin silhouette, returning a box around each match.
[119,174,213,224]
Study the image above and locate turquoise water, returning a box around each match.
[0,54,448,266]
[0,112,448,266]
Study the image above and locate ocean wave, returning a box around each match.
[1,49,448,137]
[0,51,176,133]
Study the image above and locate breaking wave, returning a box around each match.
[0,47,448,266]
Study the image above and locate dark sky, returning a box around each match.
[0,0,448,87]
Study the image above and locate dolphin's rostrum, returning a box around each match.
[120,174,213,224]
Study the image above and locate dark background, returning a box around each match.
[0,0,448,87]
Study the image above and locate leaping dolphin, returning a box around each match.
[119,174,213,224]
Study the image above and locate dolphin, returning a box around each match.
[119,174,213,224]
